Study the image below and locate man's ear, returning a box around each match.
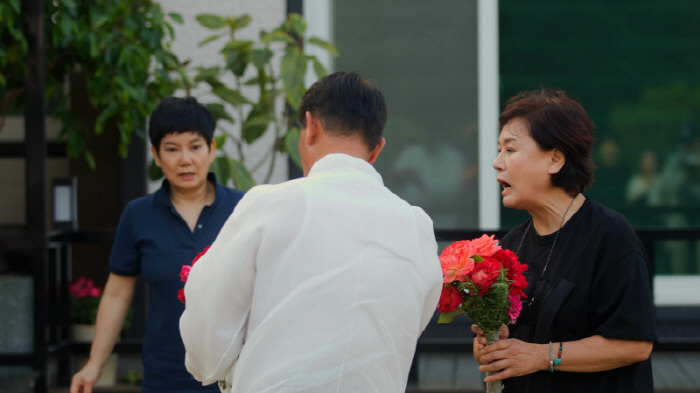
[151,145,162,167]
[547,148,565,175]
[367,138,386,165]
[304,111,320,146]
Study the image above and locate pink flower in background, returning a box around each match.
[69,277,102,299]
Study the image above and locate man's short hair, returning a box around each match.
[148,97,216,151]
[299,71,387,150]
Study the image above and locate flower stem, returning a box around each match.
[485,330,503,393]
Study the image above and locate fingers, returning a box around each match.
[70,373,95,393]
[499,324,510,339]
[471,324,484,335]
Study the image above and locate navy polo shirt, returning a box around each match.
[110,173,244,392]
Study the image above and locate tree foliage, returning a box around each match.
[0,0,184,169]
[173,12,339,190]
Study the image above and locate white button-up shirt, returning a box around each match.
[180,153,443,393]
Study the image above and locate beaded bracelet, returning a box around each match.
[554,342,563,366]
[549,342,554,372]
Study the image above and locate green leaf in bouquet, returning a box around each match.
[438,308,465,324]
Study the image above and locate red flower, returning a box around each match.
[177,289,186,304]
[491,249,528,298]
[191,245,211,267]
[468,258,501,296]
[437,285,463,313]
[439,241,475,283]
[179,245,211,304]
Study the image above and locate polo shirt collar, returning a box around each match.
[155,172,222,209]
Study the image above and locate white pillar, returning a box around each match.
[478,0,500,229]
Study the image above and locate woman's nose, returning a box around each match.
[493,153,503,171]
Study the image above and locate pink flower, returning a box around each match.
[471,234,501,257]
[507,292,522,324]
[440,241,476,283]
[180,265,192,282]
[69,277,102,298]
[179,245,211,304]
[437,285,463,313]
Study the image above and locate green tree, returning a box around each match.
[0,0,184,168]
[172,12,338,190]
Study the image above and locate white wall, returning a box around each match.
[150,0,288,192]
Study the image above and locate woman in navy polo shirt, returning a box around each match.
[70,97,245,393]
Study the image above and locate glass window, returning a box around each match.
[499,1,700,275]
[334,0,480,229]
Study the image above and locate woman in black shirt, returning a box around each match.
[472,89,657,393]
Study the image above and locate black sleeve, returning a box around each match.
[589,249,658,342]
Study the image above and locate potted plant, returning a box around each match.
[69,277,102,342]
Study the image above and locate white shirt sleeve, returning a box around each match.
[179,190,264,385]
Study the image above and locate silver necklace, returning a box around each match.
[516,195,577,307]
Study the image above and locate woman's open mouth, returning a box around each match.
[497,179,511,190]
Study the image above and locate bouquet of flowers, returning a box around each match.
[69,277,102,325]
[437,235,528,393]
[178,246,210,304]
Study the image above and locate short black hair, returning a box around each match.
[148,97,216,152]
[500,88,596,196]
[299,71,387,150]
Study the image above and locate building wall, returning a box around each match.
[149,0,289,193]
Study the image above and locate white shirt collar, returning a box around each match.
[307,153,383,184]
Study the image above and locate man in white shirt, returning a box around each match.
[180,71,443,393]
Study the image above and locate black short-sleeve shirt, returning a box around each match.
[500,198,657,393]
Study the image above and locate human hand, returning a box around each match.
[471,324,509,351]
[478,338,549,382]
[472,324,509,365]
[70,363,101,393]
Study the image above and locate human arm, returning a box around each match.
[477,335,653,382]
[179,191,266,385]
[70,273,137,393]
